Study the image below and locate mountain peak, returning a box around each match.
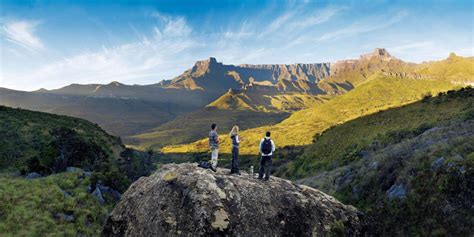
[208,57,217,64]
[108,81,124,86]
[360,48,392,61]
[35,88,49,93]
[190,57,222,75]
[448,52,458,59]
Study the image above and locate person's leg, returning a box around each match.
[230,147,237,173]
[264,156,272,180]
[235,148,240,174]
[258,156,265,179]
[211,149,218,170]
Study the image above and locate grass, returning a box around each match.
[416,53,474,83]
[129,89,332,150]
[128,108,289,150]
[282,87,474,178]
[0,106,121,172]
[162,76,458,155]
[283,87,474,235]
[0,172,111,236]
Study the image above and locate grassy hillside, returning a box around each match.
[162,76,457,154]
[0,106,157,236]
[129,89,332,150]
[0,172,110,236]
[0,87,214,137]
[128,108,289,150]
[0,105,120,172]
[291,87,474,235]
[206,89,331,112]
[416,53,474,83]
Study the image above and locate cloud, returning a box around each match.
[3,14,199,90]
[260,10,296,37]
[151,11,191,37]
[223,21,255,40]
[290,6,346,28]
[318,10,408,41]
[2,20,44,52]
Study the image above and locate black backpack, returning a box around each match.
[261,138,272,155]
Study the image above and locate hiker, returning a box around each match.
[229,125,242,175]
[208,123,219,172]
[258,131,275,181]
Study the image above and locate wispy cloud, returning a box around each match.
[3,13,199,90]
[2,20,44,52]
[290,6,346,28]
[151,11,191,37]
[259,10,296,37]
[318,10,408,41]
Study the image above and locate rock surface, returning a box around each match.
[103,163,366,236]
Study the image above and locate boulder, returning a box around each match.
[103,163,367,236]
[92,187,106,205]
[431,157,445,171]
[26,172,41,179]
[386,184,406,199]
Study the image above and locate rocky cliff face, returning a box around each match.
[103,163,367,236]
[165,57,331,92]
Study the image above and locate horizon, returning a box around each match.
[1,48,468,92]
[1,0,473,91]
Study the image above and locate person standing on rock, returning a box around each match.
[229,125,242,175]
[258,131,275,181]
[209,123,219,172]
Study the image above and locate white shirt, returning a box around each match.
[259,137,276,156]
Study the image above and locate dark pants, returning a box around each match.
[258,155,272,180]
[231,147,240,174]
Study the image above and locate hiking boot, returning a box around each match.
[264,177,270,181]
[210,166,217,172]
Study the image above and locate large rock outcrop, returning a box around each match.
[103,163,367,236]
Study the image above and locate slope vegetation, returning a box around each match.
[291,87,474,235]
[129,108,289,150]
[0,106,156,235]
[163,76,457,154]
[162,54,473,155]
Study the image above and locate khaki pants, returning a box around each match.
[211,149,218,168]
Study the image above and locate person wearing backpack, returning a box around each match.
[208,123,219,172]
[258,131,275,181]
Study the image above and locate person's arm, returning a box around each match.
[236,135,240,144]
[271,140,276,153]
[259,139,263,154]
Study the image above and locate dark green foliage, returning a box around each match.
[0,106,156,192]
[282,87,474,235]
[26,127,109,175]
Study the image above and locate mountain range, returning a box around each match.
[162,51,474,154]
[1,49,473,151]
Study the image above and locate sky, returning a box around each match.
[1,0,473,91]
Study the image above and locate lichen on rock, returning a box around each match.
[103,163,367,236]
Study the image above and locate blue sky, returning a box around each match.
[1,0,473,91]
